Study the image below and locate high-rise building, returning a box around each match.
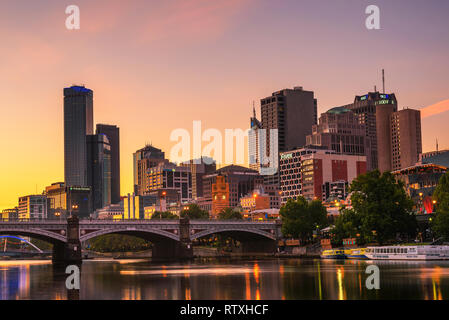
[123,193,157,220]
[96,124,120,204]
[279,147,367,203]
[45,183,92,219]
[180,157,216,200]
[306,107,369,157]
[18,195,48,219]
[260,87,317,154]
[133,145,166,195]
[64,85,93,187]
[87,134,112,210]
[333,92,398,171]
[420,149,449,168]
[1,207,18,221]
[390,108,422,171]
[249,107,263,171]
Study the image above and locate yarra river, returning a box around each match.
[1,258,449,300]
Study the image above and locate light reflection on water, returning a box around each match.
[1,258,449,300]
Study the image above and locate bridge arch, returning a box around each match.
[0,228,67,244]
[79,227,180,243]
[190,226,276,241]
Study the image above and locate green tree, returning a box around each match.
[431,172,449,240]
[347,170,417,244]
[331,208,362,246]
[87,234,151,253]
[150,211,178,220]
[280,197,328,243]
[180,204,209,219]
[218,207,243,220]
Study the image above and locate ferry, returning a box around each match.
[365,245,449,260]
[345,248,368,260]
[321,249,346,259]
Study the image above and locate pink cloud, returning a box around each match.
[421,99,449,118]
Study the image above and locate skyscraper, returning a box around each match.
[133,145,166,195]
[87,134,111,210]
[64,85,93,187]
[96,124,120,203]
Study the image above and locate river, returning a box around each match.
[1,258,448,300]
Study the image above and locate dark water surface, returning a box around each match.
[1,258,448,300]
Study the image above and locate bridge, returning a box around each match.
[0,217,282,266]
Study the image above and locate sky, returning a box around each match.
[1,0,449,209]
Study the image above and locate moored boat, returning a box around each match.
[365,245,449,260]
[320,249,346,259]
[345,248,368,260]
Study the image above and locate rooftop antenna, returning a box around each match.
[252,101,256,118]
[382,69,385,93]
[374,85,377,92]
[437,138,439,152]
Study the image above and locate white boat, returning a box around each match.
[365,245,449,260]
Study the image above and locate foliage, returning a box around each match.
[87,234,151,253]
[331,170,417,245]
[150,211,178,220]
[280,196,328,242]
[331,208,362,246]
[180,204,209,219]
[431,172,449,240]
[218,207,243,220]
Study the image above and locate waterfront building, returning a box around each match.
[420,149,449,168]
[240,190,270,213]
[279,147,367,203]
[1,207,18,221]
[87,134,112,211]
[64,85,93,187]
[211,175,230,217]
[390,108,422,171]
[95,202,124,220]
[123,193,157,220]
[18,195,48,219]
[133,145,167,195]
[392,164,447,214]
[45,183,91,219]
[96,124,121,204]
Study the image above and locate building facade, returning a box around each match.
[1,207,18,221]
[211,175,230,217]
[64,85,93,187]
[180,157,216,200]
[133,145,166,195]
[96,124,121,204]
[420,149,449,168]
[123,193,157,220]
[18,195,48,219]
[45,183,92,219]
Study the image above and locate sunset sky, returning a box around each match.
[1,0,449,209]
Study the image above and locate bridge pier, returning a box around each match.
[152,218,193,260]
[52,216,82,267]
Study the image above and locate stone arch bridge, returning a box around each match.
[0,217,282,266]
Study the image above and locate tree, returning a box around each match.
[280,197,328,243]
[346,170,417,244]
[218,207,243,220]
[87,234,151,253]
[180,204,209,219]
[431,172,449,240]
[150,211,178,220]
[331,208,362,246]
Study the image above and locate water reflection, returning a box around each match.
[2,258,449,300]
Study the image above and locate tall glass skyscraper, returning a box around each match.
[63,86,93,187]
[87,134,111,210]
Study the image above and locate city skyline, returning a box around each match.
[1,0,449,209]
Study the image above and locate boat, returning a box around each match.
[345,248,368,260]
[364,245,449,260]
[320,249,346,259]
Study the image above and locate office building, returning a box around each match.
[1,207,18,221]
[96,124,121,204]
[420,149,449,168]
[87,134,112,210]
[64,85,93,187]
[279,147,367,203]
[133,145,167,195]
[322,180,349,202]
[306,107,369,157]
[390,108,422,171]
[249,107,263,171]
[45,183,92,219]
[240,190,271,213]
[18,195,48,219]
[95,202,124,220]
[123,193,157,220]
[334,92,398,171]
[180,157,216,199]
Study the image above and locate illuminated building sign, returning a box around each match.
[69,187,90,191]
[360,95,368,101]
[376,100,392,105]
[280,153,293,160]
[380,94,389,99]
